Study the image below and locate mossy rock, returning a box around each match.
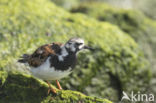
[0,0,151,102]
[0,70,112,103]
[70,2,156,96]
[70,2,156,72]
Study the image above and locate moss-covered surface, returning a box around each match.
[70,2,156,97]
[0,0,152,102]
[70,2,156,72]
[0,70,112,103]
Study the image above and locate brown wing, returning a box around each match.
[27,42,62,67]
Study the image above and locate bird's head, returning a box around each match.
[65,37,92,53]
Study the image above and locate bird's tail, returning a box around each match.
[18,54,30,63]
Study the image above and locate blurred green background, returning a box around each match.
[0,0,156,102]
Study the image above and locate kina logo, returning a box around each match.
[120,91,155,102]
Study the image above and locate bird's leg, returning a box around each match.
[46,80,56,94]
[56,80,62,90]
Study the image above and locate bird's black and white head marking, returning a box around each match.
[65,37,85,52]
[58,37,92,62]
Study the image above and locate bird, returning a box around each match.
[18,37,92,94]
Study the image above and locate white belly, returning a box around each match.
[30,58,72,80]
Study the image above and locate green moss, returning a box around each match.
[43,90,112,103]
[71,2,156,97]
[70,2,156,71]
[0,70,112,103]
[0,0,152,102]
[71,2,156,39]
[0,71,8,87]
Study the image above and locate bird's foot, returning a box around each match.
[47,86,57,94]
[46,80,57,94]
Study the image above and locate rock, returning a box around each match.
[70,2,156,75]
[0,0,151,102]
[70,2,156,98]
[0,70,112,103]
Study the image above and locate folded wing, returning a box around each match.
[18,43,62,67]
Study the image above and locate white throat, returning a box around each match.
[58,46,68,61]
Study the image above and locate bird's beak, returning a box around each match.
[83,45,93,51]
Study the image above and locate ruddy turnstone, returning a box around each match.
[18,37,92,94]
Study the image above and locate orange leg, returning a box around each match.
[56,80,62,90]
[46,81,56,94]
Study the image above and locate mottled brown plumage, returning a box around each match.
[18,42,62,67]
